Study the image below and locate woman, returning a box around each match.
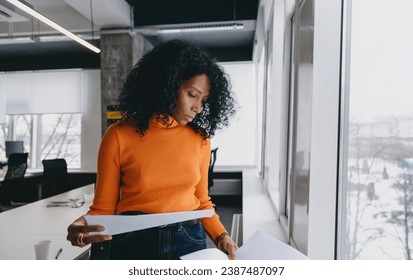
[66,39,237,260]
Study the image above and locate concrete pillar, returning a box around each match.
[100,32,145,136]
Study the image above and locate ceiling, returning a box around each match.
[0,0,259,71]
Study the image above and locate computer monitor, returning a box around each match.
[5,141,24,158]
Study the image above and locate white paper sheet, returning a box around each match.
[180,230,309,260]
[236,230,308,260]
[180,248,228,260]
[84,209,214,236]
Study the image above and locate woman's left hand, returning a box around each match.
[217,235,238,260]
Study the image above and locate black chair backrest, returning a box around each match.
[1,153,29,207]
[208,148,218,189]
[5,153,28,180]
[42,158,68,175]
[41,158,70,198]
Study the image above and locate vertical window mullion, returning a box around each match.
[30,114,39,169]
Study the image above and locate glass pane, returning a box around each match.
[14,114,32,157]
[341,0,413,259]
[39,114,81,168]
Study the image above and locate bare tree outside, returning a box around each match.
[15,115,32,157]
[0,122,8,161]
[345,121,384,259]
[39,114,81,168]
[0,113,81,169]
[374,167,413,260]
[346,118,413,259]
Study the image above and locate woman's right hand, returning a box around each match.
[66,216,112,247]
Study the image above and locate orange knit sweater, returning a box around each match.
[88,116,227,241]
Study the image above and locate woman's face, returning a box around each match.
[172,74,210,125]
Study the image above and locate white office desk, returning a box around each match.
[0,184,94,260]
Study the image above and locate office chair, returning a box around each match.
[4,153,28,179]
[41,158,71,199]
[0,153,30,210]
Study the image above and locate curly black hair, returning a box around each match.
[118,39,236,139]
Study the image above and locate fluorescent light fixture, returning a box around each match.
[158,23,244,34]
[6,0,100,53]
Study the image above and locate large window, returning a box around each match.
[0,69,101,171]
[0,113,81,169]
[340,0,413,259]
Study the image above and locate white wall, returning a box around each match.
[211,62,256,167]
[81,70,101,171]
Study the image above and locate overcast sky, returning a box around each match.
[349,0,413,122]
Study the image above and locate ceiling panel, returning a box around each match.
[128,0,258,25]
[0,0,259,71]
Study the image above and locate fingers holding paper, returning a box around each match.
[66,216,112,247]
[217,235,238,260]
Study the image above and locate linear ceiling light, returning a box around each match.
[7,0,100,53]
[158,23,244,34]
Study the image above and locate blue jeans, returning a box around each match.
[90,222,207,260]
